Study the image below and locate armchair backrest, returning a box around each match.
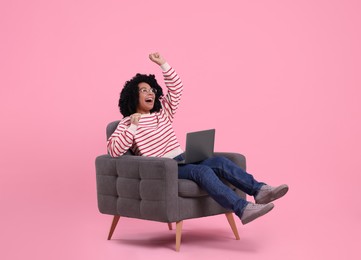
[106,120,121,139]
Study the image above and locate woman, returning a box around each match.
[107,52,289,224]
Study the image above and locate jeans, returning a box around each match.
[174,154,265,217]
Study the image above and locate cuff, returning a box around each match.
[127,124,138,134]
[160,62,171,72]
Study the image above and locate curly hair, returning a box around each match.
[118,73,164,117]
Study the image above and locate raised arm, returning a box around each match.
[149,52,183,121]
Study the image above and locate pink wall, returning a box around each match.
[1,0,360,259]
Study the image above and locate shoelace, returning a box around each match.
[248,203,268,209]
[260,185,273,191]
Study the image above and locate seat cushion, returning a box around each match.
[178,179,208,197]
[178,179,238,198]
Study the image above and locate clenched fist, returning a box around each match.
[130,113,142,126]
[149,52,166,66]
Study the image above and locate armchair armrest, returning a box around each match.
[95,155,179,222]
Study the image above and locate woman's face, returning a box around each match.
[136,82,156,114]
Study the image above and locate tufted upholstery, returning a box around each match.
[96,154,179,222]
[95,121,247,250]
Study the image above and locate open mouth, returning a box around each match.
[145,98,154,103]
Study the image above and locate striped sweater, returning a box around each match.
[107,62,184,158]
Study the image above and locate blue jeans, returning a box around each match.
[174,154,264,217]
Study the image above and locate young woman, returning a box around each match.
[107,53,289,224]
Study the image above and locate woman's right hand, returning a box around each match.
[130,113,142,126]
[149,52,166,66]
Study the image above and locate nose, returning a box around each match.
[146,92,154,98]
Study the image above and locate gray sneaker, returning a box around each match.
[255,184,289,204]
[240,202,274,225]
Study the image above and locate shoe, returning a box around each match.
[255,184,289,204]
[240,202,274,225]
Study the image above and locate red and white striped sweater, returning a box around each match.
[107,63,184,158]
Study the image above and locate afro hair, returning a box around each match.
[118,73,164,117]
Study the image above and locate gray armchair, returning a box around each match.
[95,121,247,251]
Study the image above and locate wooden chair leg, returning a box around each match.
[168,223,173,230]
[175,221,183,252]
[107,215,120,240]
[225,213,240,240]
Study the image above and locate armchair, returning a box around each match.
[95,121,247,251]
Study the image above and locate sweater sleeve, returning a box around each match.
[160,63,183,122]
[106,118,137,157]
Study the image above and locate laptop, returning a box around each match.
[177,129,215,165]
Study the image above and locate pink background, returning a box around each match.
[1,0,360,259]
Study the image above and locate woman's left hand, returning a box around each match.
[149,52,166,66]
